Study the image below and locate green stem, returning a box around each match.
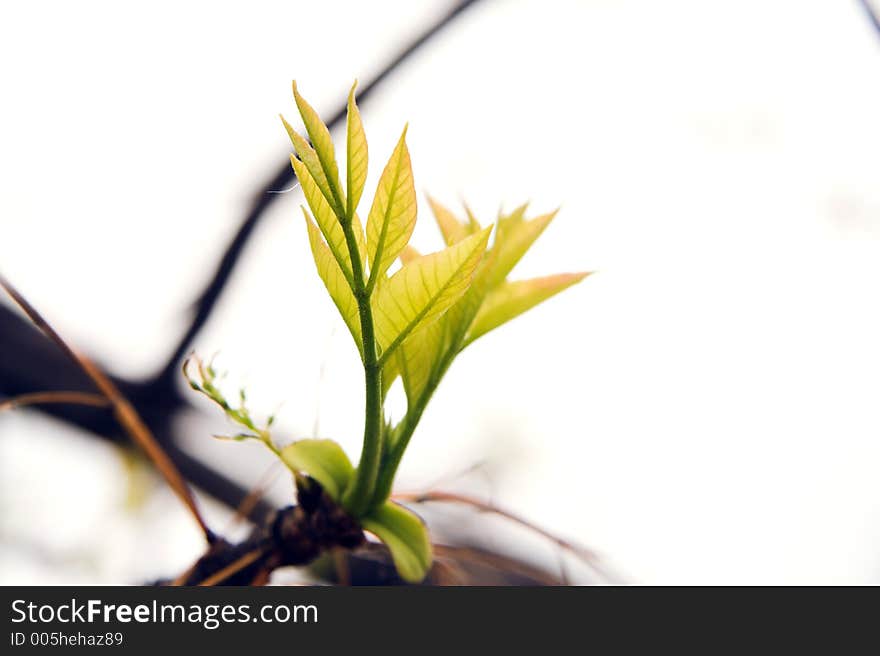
[339,217,383,517]
[370,348,456,507]
[344,304,382,515]
[371,405,421,507]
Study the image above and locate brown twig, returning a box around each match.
[222,463,283,536]
[0,274,213,543]
[431,545,561,586]
[332,548,351,586]
[197,547,267,587]
[169,560,202,587]
[858,0,880,40]
[0,391,109,412]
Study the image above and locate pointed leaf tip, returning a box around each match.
[291,81,345,216]
[346,79,368,220]
[427,195,469,246]
[366,127,417,285]
[466,271,591,346]
[489,208,558,287]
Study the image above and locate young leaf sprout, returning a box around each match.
[186,80,591,583]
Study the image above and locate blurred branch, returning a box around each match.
[858,0,880,39]
[155,0,483,386]
[0,302,274,520]
[393,489,614,581]
[0,275,213,543]
[0,391,109,412]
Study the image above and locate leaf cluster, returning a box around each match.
[188,81,590,582]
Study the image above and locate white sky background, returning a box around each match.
[1,0,880,584]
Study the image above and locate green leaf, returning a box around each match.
[488,209,557,288]
[395,320,444,406]
[466,272,591,346]
[280,439,354,501]
[303,210,363,354]
[399,244,421,265]
[361,501,432,583]
[463,203,482,233]
[291,81,345,214]
[381,348,400,397]
[291,156,355,285]
[396,245,500,405]
[350,212,367,275]
[346,81,368,220]
[438,242,499,348]
[372,227,492,361]
[495,203,529,242]
[427,195,468,246]
[281,115,341,218]
[366,127,417,286]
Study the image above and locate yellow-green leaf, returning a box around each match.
[351,211,367,275]
[291,155,354,284]
[361,501,432,583]
[399,244,421,265]
[346,81,368,219]
[495,203,529,242]
[366,128,416,285]
[292,81,345,213]
[394,246,500,406]
[488,209,557,288]
[303,210,363,354]
[463,203,482,233]
[427,195,468,246]
[280,439,354,502]
[396,320,444,405]
[281,114,340,217]
[466,272,591,346]
[438,242,500,350]
[372,227,492,360]
[381,348,400,397]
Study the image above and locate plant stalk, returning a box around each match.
[340,219,383,517]
[370,348,457,507]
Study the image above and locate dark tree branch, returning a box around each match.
[858,0,880,40]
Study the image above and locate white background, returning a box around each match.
[1,0,880,584]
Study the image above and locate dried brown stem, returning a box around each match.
[0,391,109,412]
[393,490,603,575]
[222,463,283,536]
[197,547,267,587]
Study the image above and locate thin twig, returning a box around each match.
[0,391,109,412]
[393,490,601,571]
[197,547,266,587]
[221,462,282,536]
[332,548,351,586]
[431,545,561,585]
[0,274,213,543]
[169,560,202,587]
